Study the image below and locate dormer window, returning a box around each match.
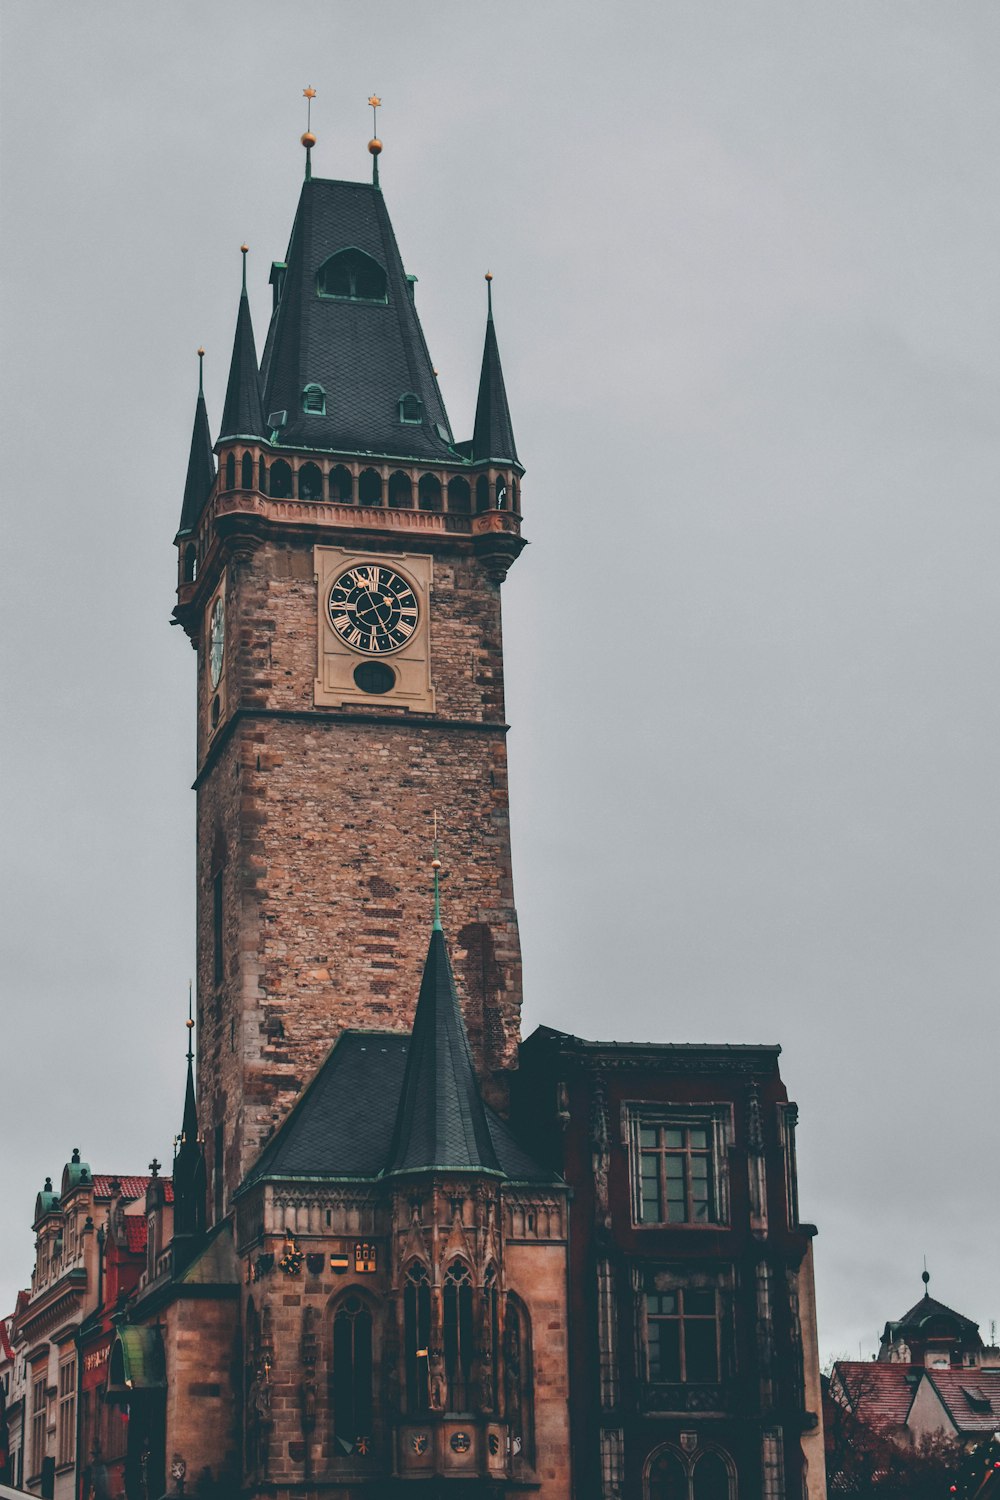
[398,393,423,424]
[302,384,326,416]
[317,248,388,303]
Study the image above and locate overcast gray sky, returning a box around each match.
[2,2,997,1363]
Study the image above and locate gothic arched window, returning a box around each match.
[298,462,324,501]
[268,460,293,499]
[648,1446,687,1500]
[329,465,353,503]
[331,1294,373,1454]
[182,545,197,583]
[443,1262,475,1412]
[448,476,471,515]
[241,451,253,489]
[258,455,267,491]
[418,474,441,512]
[481,1264,499,1412]
[504,1293,534,1467]
[404,1263,431,1414]
[358,468,382,507]
[225,452,236,491]
[693,1450,734,1500]
[475,474,490,513]
[317,248,388,304]
[388,471,412,509]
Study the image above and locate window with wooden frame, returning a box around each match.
[30,1373,46,1477]
[57,1356,75,1468]
[627,1105,732,1227]
[646,1286,720,1383]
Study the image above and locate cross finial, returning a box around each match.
[149,1158,161,1178]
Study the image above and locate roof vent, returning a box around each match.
[961,1386,993,1412]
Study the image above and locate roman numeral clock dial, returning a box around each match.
[328,564,419,655]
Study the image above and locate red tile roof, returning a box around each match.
[831,1362,919,1431]
[0,1317,13,1360]
[122,1218,148,1254]
[924,1370,1000,1434]
[91,1175,173,1203]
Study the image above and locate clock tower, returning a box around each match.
[173,136,526,1217]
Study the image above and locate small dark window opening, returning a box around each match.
[495,475,508,509]
[332,1296,374,1450]
[212,869,224,984]
[302,384,326,416]
[318,248,388,303]
[649,1449,688,1500]
[258,455,267,491]
[693,1451,733,1500]
[183,545,197,584]
[404,1264,431,1414]
[269,459,293,499]
[399,393,423,424]
[213,1123,224,1222]
[210,694,220,729]
[358,469,382,507]
[298,462,324,501]
[443,1262,475,1412]
[448,476,471,515]
[329,465,353,503]
[354,662,395,695]
[475,474,490,512]
[241,452,254,489]
[225,452,236,491]
[418,474,442,512]
[388,471,412,509]
[504,1295,535,1466]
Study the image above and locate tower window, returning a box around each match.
[475,474,490,512]
[225,452,236,491]
[329,464,353,503]
[354,662,395,695]
[358,468,382,507]
[443,1261,474,1412]
[317,248,388,303]
[302,384,326,416]
[268,459,293,499]
[404,1263,431,1414]
[182,545,197,583]
[388,470,412,509]
[241,451,254,489]
[331,1295,374,1453]
[448,476,471,515]
[213,869,224,986]
[398,393,423,424]
[298,462,324,501]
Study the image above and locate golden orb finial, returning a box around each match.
[485,270,493,282]
[368,137,382,156]
[240,243,249,255]
[197,346,205,357]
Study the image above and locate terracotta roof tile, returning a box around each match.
[123,1218,148,1254]
[925,1370,1000,1433]
[832,1362,919,1431]
[91,1175,173,1203]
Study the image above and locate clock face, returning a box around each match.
[209,597,225,688]
[328,563,419,655]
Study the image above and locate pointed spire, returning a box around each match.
[383,917,502,1179]
[368,95,383,189]
[471,273,519,466]
[218,247,265,443]
[173,987,207,1243]
[301,86,316,182]
[178,348,215,535]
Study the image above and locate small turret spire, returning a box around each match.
[301,86,316,182]
[368,95,382,189]
[471,272,519,466]
[178,348,215,534]
[173,985,207,1246]
[218,247,265,443]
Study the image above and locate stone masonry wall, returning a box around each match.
[195,534,523,1205]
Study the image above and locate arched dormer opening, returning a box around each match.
[317,248,388,304]
[182,544,197,584]
[330,1292,374,1456]
[404,1262,431,1414]
[398,392,423,425]
[448,476,471,515]
[388,470,412,509]
[302,383,326,416]
[269,459,293,499]
[241,451,253,489]
[418,474,442,512]
[358,468,382,507]
[225,452,236,491]
[298,462,324,501]
[329,465,353,503]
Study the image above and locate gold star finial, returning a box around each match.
[368,94,381,110]
[304,86,317,100]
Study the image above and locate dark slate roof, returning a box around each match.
[259,177,454,459]
[384,927,502,1177]
[522,1024,782,1064]
[178,389,215,535]
[471,286,519,466]
[892,1292,980,1336]
[172,1050,206,1238]
[219,287,265,442]
[238,1021,553,1193]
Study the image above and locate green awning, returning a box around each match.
[109,1327,166,1390]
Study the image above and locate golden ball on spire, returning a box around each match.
[197,346,205,357]
[431,857,442,871]
[240,243,249,254]
[301,131,316,148]
[485,271,493,282]
[368,137,382,156]
[186,1016,195,1030]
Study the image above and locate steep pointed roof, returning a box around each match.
[219,259,265,443]
[172,1018,206,1240]
[178,361,215,535]
[383,927,502,1177]
[471,279,519,467]
[259,177,453,458]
